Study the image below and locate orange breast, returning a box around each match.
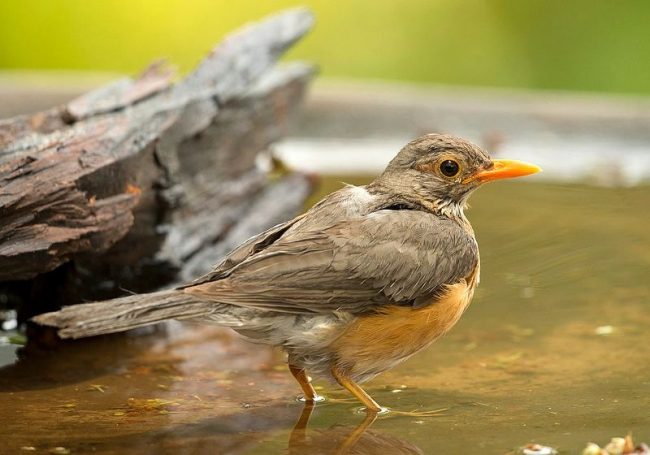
[330,271,478,382]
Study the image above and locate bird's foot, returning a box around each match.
[322,396,358,404]
[296,394,326,403]
[383,407,449,417]
[353,406,390,415]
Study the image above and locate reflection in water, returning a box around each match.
[289,403,423,455]
[0,327,161,392]
[2,324,424,454]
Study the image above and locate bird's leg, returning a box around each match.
[331,366,383,413]
[289,364,323,402]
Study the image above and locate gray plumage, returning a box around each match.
[34,134,490,377]
[187,208,477,313]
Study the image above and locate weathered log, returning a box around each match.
[0,8,316,320]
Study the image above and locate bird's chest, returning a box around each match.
[331,268,479,382]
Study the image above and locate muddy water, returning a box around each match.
[1,180,649,454]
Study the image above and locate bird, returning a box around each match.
[34,133,541,413]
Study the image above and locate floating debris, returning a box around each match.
[582,434,649,455]
[595,325,615,336]
[86,384,106,393]
[493,351,525,369]
[583,443,605,455]
[49,448,70,455]
[126,398,180,413]
[518,443,558,455]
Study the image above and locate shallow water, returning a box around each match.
[1,180,649,454]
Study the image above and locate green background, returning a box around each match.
[1,0,649,94]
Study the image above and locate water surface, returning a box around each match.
[1,180,649,454]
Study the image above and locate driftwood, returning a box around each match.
[0,9,316,321]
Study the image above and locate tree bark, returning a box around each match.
[0,8,316,320]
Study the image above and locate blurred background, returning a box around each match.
[2,0,650,183]
[1,3,649,454]
[1,0,650,94]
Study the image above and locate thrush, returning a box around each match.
[34,134,540,413]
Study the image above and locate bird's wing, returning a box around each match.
[185,209,479,314]
[183,213,307,286]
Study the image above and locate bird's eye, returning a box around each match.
[439,160,460,177]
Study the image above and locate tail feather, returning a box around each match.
[33,290,212,339]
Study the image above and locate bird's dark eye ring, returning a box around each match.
[439,159,460,177]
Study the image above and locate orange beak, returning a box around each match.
[466,159,541,183]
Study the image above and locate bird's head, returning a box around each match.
[374,134,541,214]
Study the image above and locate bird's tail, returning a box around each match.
[32,290,213,339]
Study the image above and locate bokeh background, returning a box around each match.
[2,0,650,94]
[1,4,649,454]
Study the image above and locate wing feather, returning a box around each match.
[186,209,478,314]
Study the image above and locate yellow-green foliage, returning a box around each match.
[1,0,649,94]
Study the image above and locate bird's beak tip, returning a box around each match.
[470,159,541,183]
